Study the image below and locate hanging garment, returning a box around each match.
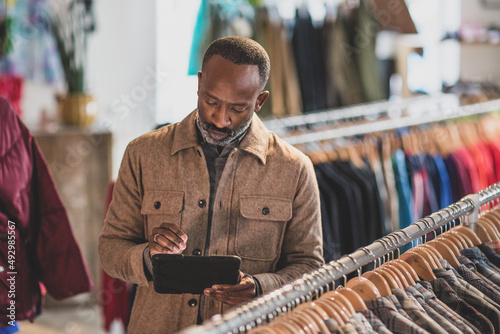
[355,0,386,102]
[292,4,328,113]
[0,97,92,324]
[254,5,302,118]
[392,149,414,229]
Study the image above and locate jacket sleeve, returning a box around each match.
[98,142,150,286]
[252,157,324,294]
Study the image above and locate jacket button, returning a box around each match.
[154,201,161,209]
[198,199,206,208]
[262,207,270,215]
[193,249,202,256]
[188,298,198,307]
[0,266,4,273]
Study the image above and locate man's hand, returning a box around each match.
[203,272,256,307]
[149,223,188,257]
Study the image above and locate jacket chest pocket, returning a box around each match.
[235,196,292,261]
[141,191,184,236]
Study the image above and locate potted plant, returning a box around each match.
[49,1,96,126]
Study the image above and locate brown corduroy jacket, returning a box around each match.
[98,110,324,333]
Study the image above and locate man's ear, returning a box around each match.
[197,71,202,96]
[254,91,269,112]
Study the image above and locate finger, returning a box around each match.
[158,223,188,242]
[150,233,185,252]
[212,278,254,292]
[204,288,214,297]
[150,228,187,250]
[213,288,255,299]
[212,290,255,304]
[149,240,180,256]
[153,234,186,252]
[151,228,185,246]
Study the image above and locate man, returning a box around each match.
[99,36,323,333]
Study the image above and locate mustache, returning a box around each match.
[201,122,235,136]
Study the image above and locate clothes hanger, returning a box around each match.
[249,325,280,334]
[452,226,482,246]
[435,236,461,257]
[317,300,351,325]
[374,267,402,289]
[380,232,421,282]
[400,251,437,281]
[314,299,348,325]
[321,141,339,162]
[401,132,414,154]
[361,271,392,296]
[427,239,461,267]
[345,277,381,302]
[346,141,365,169]
[420,244,444,261]
[478,218,500,240]
[382,265,410,289]
[320,291,356,316]
[409,247,440,269]
[393,259,420,282]
[484,211,500,232]
[487,208,500,222]
[475,221,493,242]
[439,232,466,249]
[318,293,353,321]
[334,288,367,311]
[304,142,329,164]
[271,321,303,334]
[448,230,473,248]
[295,308,332,334]
[288,312,316,334]
[481,216,500,239]
[377,236,414,287]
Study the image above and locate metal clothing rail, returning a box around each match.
[280,98,500,145]
[263,93,458,135]
[179,182,500,334]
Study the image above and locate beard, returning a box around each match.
[196,112,253,146]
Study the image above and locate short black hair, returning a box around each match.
[202,36,270,89]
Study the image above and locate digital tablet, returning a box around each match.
[151,254,241,294]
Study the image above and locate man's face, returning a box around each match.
[197,55,269,146]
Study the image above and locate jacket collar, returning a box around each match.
[171,109,269,165]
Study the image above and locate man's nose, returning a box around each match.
[212,107,231,129]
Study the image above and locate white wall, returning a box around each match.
[86,0,157,178]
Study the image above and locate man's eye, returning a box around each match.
[206,100,217,106]
[232,107,245,113]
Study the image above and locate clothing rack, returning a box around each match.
[264,98,500,146]
[179,182,500,334]
[263,93,459,135]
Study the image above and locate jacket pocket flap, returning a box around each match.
[239,196,292,221]
[141,191,184,215]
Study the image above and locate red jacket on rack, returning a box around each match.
[0,97,93,324]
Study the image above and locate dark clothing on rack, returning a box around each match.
[425,278,495,333]
[315,163,363,257]
[479,243,500,268]
[365,296,430,334]
[292,5,328,113]
[411,282,479,334]
[315,160,385,262]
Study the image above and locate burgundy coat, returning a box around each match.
[0,97,92,325]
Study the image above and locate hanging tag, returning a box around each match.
[462,194,481,231]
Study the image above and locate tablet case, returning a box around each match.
[151,254,241,294]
